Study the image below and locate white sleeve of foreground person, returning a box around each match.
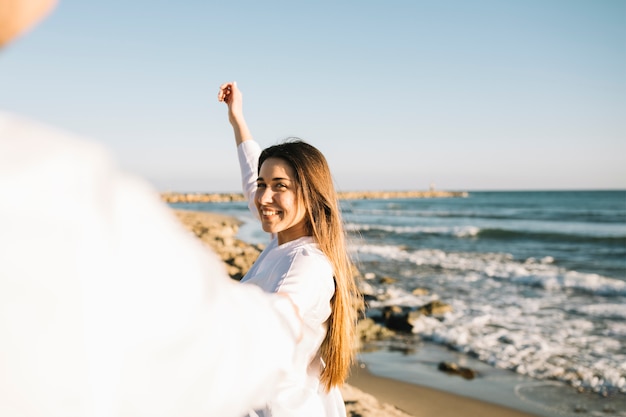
[0,112,301,417]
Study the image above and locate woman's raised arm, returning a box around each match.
[218,81,261,218]
[217,81,252,146]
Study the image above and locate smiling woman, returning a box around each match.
[218,81,363,417]
[255,155,308,244]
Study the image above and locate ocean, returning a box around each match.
[170,190,626,416]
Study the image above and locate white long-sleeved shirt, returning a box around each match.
[0,112,302,417]
[238,140,347,417]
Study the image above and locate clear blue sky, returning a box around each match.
[1,0,624,192]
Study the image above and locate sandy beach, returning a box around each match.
[345,364,544,417]
[172,208,543,417]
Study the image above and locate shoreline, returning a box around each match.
[171,208,546,417]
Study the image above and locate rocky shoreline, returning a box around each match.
[172,208,476,417]
[163,189,468,204]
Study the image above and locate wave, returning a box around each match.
[570,303,626,320]
[477,228,626,244]
[346,223,626,245]
[345,223,480,237]
[342,207,626,224]
[351,244,626,296]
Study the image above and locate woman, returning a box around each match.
[217,81,362,417]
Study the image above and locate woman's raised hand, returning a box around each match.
[218,81,244,126]
[218,81,252,145]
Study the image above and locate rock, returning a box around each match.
[377,301,452,333]
[437,361,478,380]
[406,310,422,323]
[411,287,429,296]
[382,306,413,332]
[173,210,260,280]
[382,305,404,318]
[357,318,395,345]
[379,276,396,284]
[418,300,452,316]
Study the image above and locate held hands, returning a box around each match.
[217,81,244,127]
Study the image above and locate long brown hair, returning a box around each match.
[259,139,362,391]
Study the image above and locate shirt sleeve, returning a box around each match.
[237,140,262,219]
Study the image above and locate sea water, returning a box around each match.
[171,190,626,414]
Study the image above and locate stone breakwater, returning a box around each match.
[162,190,468,203]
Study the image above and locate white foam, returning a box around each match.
[367,286,437,309]
[352,244,626,296]
[408,315,442,334]
[605,322,626,337]
[351,243,626,394]
[572,303,626,320]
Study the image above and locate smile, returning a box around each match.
[261,209,282,216]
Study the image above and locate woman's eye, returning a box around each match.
[275,183,287,190]
[257,183,267,189]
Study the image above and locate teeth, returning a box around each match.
[262,210,279,216]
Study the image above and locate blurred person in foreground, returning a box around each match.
[0,1,304,416]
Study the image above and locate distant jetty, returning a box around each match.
[161,190,468,204]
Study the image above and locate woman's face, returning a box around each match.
[255,157,308,245]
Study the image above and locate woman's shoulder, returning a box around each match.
[277,238,335,312]
[285,238,334,290]
[281,237,330,266]
[259,237,330,275]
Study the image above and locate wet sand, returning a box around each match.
[346,364,541,417]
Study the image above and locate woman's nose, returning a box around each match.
[257,188,273,205]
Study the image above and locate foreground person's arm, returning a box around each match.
[0,113,301,417]
[111,175,302,417]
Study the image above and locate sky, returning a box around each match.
[1,0,624,192]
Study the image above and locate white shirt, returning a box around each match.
[238,140,347,417]
[0,112,302,417]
